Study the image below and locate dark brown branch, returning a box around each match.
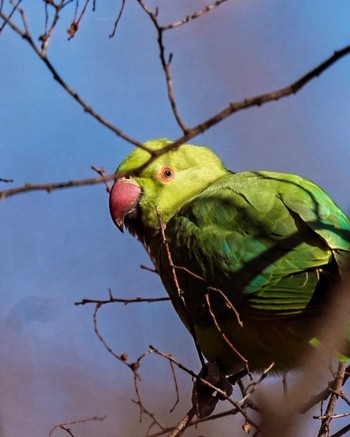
[238,362,274,405]
[155,207,206,368]
[68,0,90,39]
[317,363,347,437]
[161,0,230,31]
[0,0,22,33]
[168,408,196,437]
[0,173,116,200]
[49,415,106,437]
[148,408,240,437]
[331,422,350,437]
[92,302,146,375]
[2,5,350,171]
[1,6,349,202]
[168,360,180,413]
[90,165,111,193]
[137,1,188,133]
[149,345,260,430]
[140,264,158,274]
[109,0,126,38]
[300,365,350,414]
[40,0,66,53]
[75,295,169,307]
[204,290,250,373]
[151,44,350,161]
[131,399,165,435]
[0,9,148,151]
[0,167,140,200]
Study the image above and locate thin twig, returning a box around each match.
[140,264,158,274]
[137,1,188,133]
[0,9,148,151]
[90,165,111,192]
[109,0,126,38]
[49,415,106,437]
[0,167,136,200]
[168,360,180,413]
[155,207,206,368]
[68,0,90,39]
[331,422,350,437]
[317,362,347,437]
[300,365,350,414]
[168,408,196,437]
[204,290,250,373]
[1,10,349,201]
[92,302,143,374]
[149,345,260,430]
[148,408,240,437]
[75,287,169,307]
[131,399,165,436]
[40,0,66,53]
[162,0,230,31]
[144,44,350,162]
[238,362,275,405]
[0,173,115,200]
[0,0,22,33]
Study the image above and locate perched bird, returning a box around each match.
[109,138,350,375]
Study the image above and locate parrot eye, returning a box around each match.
[159,166,175,182]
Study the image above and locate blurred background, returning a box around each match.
[1,1,350,435]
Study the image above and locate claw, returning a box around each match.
[192,362,233,418]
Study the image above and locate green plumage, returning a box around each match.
[111,138,350,374]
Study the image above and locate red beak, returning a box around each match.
[109,177,142,232]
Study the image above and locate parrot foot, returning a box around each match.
[191,362,233,418]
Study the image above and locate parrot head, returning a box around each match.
[109,138,227,234]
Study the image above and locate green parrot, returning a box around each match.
[109,138,350,375]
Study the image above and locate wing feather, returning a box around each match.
[165,171,350,320]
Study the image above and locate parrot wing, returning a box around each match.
[163,171,350,322]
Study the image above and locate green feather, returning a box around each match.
[113,139,350,373]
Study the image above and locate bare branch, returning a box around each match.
[0,0,21,33]
[300,366,350,414]
[131,399,166,435]
[75,293,169,307]
[0,173,116,200]
[40,0,67,53]
[1,8,349,203]
[68,0,90,40]
[153,44,350,160]
[109,0,126,38]
[205,290,250,373]
[90,165,112,193]
[156,207,206,368]
[167,408,196,437]
[0,8,148,151]
[149,345,260,430]
[140,264,158,274]
[162,0,230,31]
[331,422,350,437]
[137,1,188,133]
[49,415,106,437]
[168,360,181,413]
[148,408,241,437]
[317,363,347,437]
[91,302,148,375]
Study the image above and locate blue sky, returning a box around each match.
[1,1,350,436]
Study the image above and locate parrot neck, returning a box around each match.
[126,219,163,264]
